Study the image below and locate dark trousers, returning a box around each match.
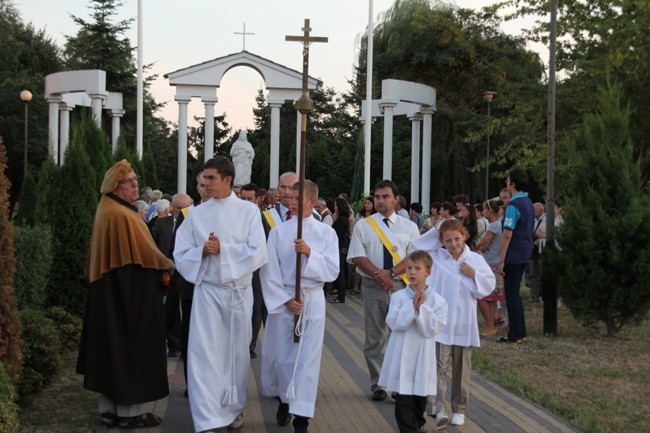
[395,394,427,433]
[250,270,265,352]
[164,285,181,352]
[180,297,192,383]
[334,251,349,302]
[504,262,527,341]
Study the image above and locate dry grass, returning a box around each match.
[18,352,97,433]
[473,287,650,433]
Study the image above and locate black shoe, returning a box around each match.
[391,392,398,400]
[250,350,257,358]
[371,389,387,401]
[168,349,181,357]
[276,402,292,426]
[292,415,309,433]
[183,388,189,398]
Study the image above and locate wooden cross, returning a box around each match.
[234,23,255,51]
[285,19,328,342]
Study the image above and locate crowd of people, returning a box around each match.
[77,159,559,433]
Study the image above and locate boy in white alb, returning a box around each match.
[378,251,448,433]
[260,180,340,433]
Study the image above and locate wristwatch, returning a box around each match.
[390,269,398,279]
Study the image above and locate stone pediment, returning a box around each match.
[164,50,321,92]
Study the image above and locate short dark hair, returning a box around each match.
[508,169,528,191]
[409,202,423,213]
[241,183,259,195]
[374,179,399,197]
[452,194,469,204]
[440,202,456,214]
[203,156,235,183]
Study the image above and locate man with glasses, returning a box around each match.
[77,160,174,429]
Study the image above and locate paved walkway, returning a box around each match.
[109,292,581,433]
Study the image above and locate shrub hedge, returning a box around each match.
[0,362,18,433]
[13,225,53,311]
[45,306,82,353]
[18,309,61,398]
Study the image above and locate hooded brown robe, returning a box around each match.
[76,193,174,405]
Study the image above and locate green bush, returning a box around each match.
[549,82,650,336]
[44,307,82,353]
[0,362,19,433]
[13,225,53,311]
[18,309,61,398]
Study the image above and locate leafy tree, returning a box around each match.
[497,0,650,177]
[0,0,62,203]
[0,137,22,384]
[354,0,545,201]
[548,82,650,336]
[46,134,97,316]
[64,0,175,171]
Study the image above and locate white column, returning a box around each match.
[176,96,191,194]
[409,114,422,204]
[59,103,73,164]
[88,92,107,128]
[295,110,301,175]
[269,101,282,188]
[421,107,434,214]
[202,97,217,163]
[380,101,397,179]
[47,96,61,165]
[110,109,125,153]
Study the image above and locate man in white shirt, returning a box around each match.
[260,180,339,433]
[347,180,420,401]
[173,156,268,433]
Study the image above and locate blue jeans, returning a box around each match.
[504,263,527,341]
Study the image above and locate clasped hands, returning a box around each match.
[203,232,220,257]
[373,269,394,290]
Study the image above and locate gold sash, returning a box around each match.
[365,216,409,284]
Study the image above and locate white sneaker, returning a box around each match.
[435,412,449,429]
[450,413,465,426]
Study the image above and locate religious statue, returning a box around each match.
[230,129,255,185]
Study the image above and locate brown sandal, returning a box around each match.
[118,412,162,429]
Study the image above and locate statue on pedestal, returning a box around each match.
[230,129,255,185]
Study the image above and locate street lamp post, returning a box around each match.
[20,90,33,181]
[483,91,497,200]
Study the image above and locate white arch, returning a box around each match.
[165,51,321,192]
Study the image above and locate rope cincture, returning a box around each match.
[286,288,313,400]
[222,286,245,406]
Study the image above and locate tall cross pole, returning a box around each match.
[286,19,327,342]
[234,23,255,51]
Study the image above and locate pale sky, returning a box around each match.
[14,0,537,131]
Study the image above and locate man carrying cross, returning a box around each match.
[260,180,339,433]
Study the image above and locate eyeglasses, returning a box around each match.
[118,175,138,185]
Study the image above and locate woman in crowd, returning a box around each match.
[420,201,442,234]
[355,195,376,222]
[476,199,505,336]
[330,197,352,303]
[458,202,478,248]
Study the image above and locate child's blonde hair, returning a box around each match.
[406,250,433,269]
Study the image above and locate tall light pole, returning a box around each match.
[20,90,33,181]
[483,91,497,200]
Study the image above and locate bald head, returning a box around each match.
[172,193,193,217]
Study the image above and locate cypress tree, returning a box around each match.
[14,174,37,226]
[46,134,97,316]
[34,158,61,227]
[72,115,113,192]
[549,82,650,336]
